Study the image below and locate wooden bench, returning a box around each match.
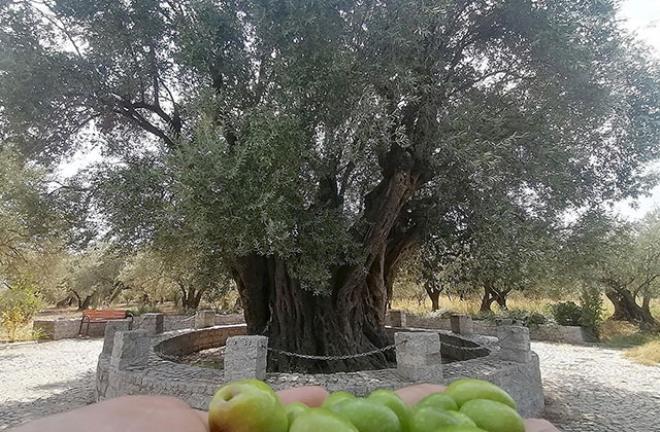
[79,309,133,337]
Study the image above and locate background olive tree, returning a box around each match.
[560,210,660,328]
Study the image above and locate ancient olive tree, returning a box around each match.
[2,0,659,371]
[563,210,659,327]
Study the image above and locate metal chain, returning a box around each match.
[268,338,489,361]
[156,341,485,365]
[268,344,396,361]
[439,341,489,351]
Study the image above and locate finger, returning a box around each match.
[277,386,329,407]
[395,384,447,405]
[524,418,561,432]
[194,410,211,432]
[10,396,207,432]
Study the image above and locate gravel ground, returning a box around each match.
[1,338,659,431]
[533,341,660,432]
[0,339,103,430]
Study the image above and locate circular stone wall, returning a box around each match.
[96,325,544,417]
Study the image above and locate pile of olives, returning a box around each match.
[209,378,525,432]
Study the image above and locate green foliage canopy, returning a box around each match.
[2,0,660,299]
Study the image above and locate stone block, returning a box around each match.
[33,318,81,340]
[529,324,595,344]
[32,320,55,340]
[195,310,216,329]
[500,347,532,363]
[110,330,150,370]
[395,332,443,382]
[498,325,531,363]
[389,310,407,327]
[102,319,133,357]
[141,313,164,335]
[224,335,268,381]
[450,315,473,335]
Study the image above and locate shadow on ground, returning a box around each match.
[0,372,96,430]
[542,371,660,432]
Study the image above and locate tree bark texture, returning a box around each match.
[425,287,441,311]
[479,283,510,313]
[606,288,657,326]
[230,165,418,372]
[178,284,206,310]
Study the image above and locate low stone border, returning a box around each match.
[155,325,247,357]
[32,311,247,341]
[528,324,595,344]
[33,318,86,340]
[95,323,544,417]
[388,312,596,344]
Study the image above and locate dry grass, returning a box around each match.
[0,323,43,343]
[579,319,660,365]
[391,293,556,317]
[600,320,643,346]
[392,294,660,320]
[624,340,660,365]
[393,294,660,366]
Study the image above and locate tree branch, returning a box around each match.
[111,103,176,148]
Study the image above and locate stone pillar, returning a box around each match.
[395,332,443,382]
[101,319,133,357]
[141,313,164,335]
[450,315,473,335]
[497,325,531,363]
[389,310,407,327]
[195,310,216,329]
[224,335,268,381]
[110,330,150,370]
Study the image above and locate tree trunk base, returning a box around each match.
[606,289,658,328]
[267,288,396,373]
[234,255,396,373]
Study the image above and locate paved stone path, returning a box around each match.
[533,342,660,432]
[0,339,658,431]
[0,339,103,430]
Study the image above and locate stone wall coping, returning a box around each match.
[387,312,595,344]
[96,323,543,417]
[33,317,81,322]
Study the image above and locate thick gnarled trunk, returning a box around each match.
[606,288,657,326]
[231,167,418,372]
[232,253,395,372]
[426,287,441,311]
[71,290,95,310]
[177,283,206,310]
[642,294,652,316]
[479,283,509,313]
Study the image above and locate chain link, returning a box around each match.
[268,344,396,361]
[268,338,489,360]
[439,341,490,351]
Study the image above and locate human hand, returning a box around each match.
[10,385,559,432]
